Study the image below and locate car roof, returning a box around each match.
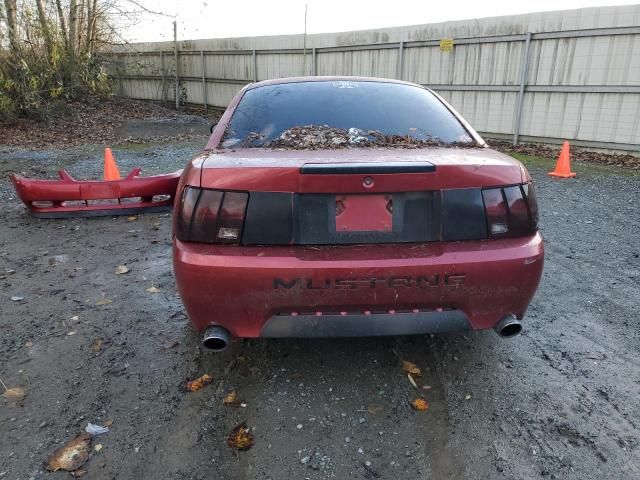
[244,76,426,91]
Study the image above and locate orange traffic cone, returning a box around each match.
[548,141,576,178]
[103,147,121,181]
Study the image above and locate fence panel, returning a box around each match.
[103,6,640,151]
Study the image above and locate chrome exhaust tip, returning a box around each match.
[494,315,522,338]
[202,325,230,352]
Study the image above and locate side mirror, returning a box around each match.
[209,123,217,134]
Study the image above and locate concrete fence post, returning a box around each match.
[160,51,166,103]
[397,41,404,80]
[174,21,179,109]
[312,47,317,76]
[513,32,532,145]
[252,49,258,82]
[201,50,207,112]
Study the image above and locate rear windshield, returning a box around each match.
[221,81,475,149]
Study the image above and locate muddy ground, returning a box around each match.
[1,119,639,480]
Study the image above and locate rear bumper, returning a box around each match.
[173,233,544,337]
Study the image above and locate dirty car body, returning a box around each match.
[172,77,544,349]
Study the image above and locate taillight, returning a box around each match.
[176,187,248,244]
[482,183,538,238]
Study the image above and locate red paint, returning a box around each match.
[11,168,181,217]
[174,233,544,336]
[198,148,525,192]
[174,77,544,338]
[335,195,392,232]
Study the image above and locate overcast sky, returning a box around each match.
[122,0,638,43]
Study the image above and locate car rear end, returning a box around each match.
[172,78,544,350]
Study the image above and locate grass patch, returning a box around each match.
[507,152,640,178]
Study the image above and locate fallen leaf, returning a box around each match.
[94,444,103,452]
[223,390,241,407]
[67,331,76,336]
[104,420,113,428]
[127,216,137,222]
[146,286,160,294]
[227,423,254,451]
[114,265,129,275]
[91,339,102,353]
[95,298,113,306]
[410,398,429,411]
[45,433,92,472]
[3,387,26,406]
[422,385,432,391]
[367,404,383,414]
[402,360,421,377]
[160,340,180,351]
[184,373,213,392]
[407,373,418,389]
[25,341,33,348]
[71,469,88,478]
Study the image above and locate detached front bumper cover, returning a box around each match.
[10,168,182,218]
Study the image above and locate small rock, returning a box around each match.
[296,424,303,430]
[301,456,310,464]
[358,417,366,424]
[365,461,371,467]
[358,448,364,454]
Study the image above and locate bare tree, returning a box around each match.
[3,0,19,54]
[68,0,78,55]
[0,2,5,48]
[35,0,53,59]
[55,0,69,48]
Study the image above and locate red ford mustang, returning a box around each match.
[172,77,544,351]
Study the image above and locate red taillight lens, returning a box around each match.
[216,192,249,243]
[176,187,201,240]
[482,188,509,235]
[522,182,539,227]
[482,182,538,238]
[176,187,247,244]
[190,190,224,242]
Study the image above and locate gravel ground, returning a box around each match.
[0,126,639,479]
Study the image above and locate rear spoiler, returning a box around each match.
[10,168,182,218]
[300,161,436,174]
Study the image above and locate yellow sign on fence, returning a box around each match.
[440,38,454,52]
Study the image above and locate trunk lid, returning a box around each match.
[193,147,525,245]
[199,147,523,192]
